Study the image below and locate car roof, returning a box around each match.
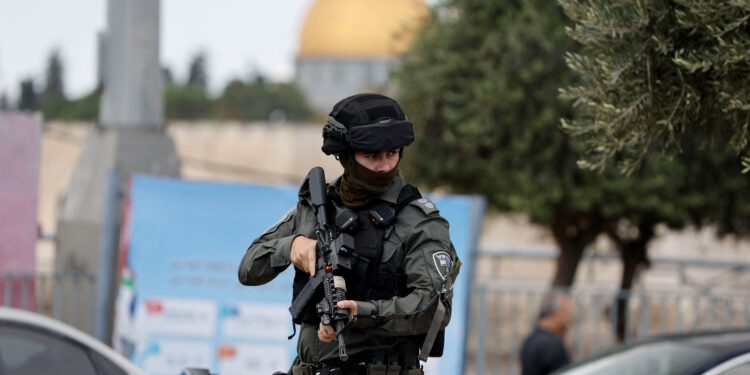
[636,329,750,354]
[610,330,750,375]
[555,329,750,375]
[0,307,147,375]
[652,331,750,374]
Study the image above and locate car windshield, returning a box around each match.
[556,342,715,375]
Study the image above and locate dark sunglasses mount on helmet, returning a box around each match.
[322,116,415,155]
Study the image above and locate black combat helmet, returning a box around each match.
[322,93,415,155]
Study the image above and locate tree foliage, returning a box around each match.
[394,0,719,283]
[216,77,312,122]
[42,49,65,101]
[395,0,578,220]
[53,90,100,121]
[187,52,208,91]
[18,78,38,111]
[677,135,750,236]
[392,0,684,228]
[39,50,72,119]
[165,84,215,120]
[166,51,312,121]
[1,92,9,110]
[162,66,175,86]
[558,0,750,173]
[395,0,750,340]
[26,48,313,122]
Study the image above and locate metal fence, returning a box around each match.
[0,271,97,332]
[468,283,750,374]
[467,282,750,374]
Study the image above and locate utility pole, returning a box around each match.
[56,0,180,342]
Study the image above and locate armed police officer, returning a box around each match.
[238,94,459,375]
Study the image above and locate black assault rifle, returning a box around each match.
[289,166,355,361]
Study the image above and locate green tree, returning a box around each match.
[40,49,68,118]
[0,92,8,110]
[162,66,175,86]
[18,78,38,111]
[677,135,750,237]
[42,49,65,99]
[163,54,215,120]
[558,0,750,173]
[395,0,605,285]
[393,0,730,341]
[54,89,101,121]
[216,76,312,121]
[187,51,208,91]
[165,84,215,120]
[267,82,315,121]
[217,79,268,120]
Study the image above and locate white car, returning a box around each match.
[554,330,750,375]
[0,306,147,375]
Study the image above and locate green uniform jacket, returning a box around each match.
[238,173,459,363]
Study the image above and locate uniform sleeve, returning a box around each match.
[354,210,459,337]
[237,202,317,286]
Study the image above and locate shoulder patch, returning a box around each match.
[409,197,439,215]
[432,251,452,281]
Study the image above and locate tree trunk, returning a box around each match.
[550,207,608,287]
[611,222,654,342]
[552,241,585,287]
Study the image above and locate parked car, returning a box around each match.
[0,306,146,374]
[555,330,750,375]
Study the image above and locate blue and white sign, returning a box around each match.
[113,175,484,375]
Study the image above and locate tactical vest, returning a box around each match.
[291,183,422,325]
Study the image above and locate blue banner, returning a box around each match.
[114,175,483,375]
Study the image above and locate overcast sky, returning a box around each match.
[0,0,316,100]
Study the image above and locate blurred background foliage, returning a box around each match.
[12,50,313,123]
[394,0,750,340]
[558,0,750,173]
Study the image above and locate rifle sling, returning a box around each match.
[419,275,452,362]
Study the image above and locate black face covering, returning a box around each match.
[338,152,399,208]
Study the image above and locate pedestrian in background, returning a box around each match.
[520,290,573,375]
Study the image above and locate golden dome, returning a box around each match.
[298,0,429,58]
